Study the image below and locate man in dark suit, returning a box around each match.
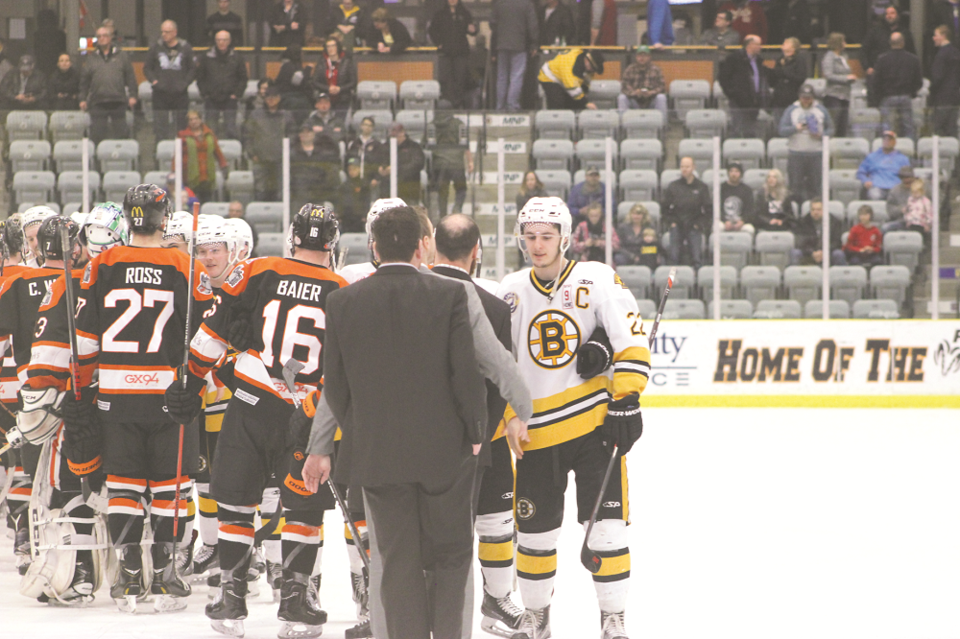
[930,24,960,136]
[719,35,768,137]
[322,206,488,639]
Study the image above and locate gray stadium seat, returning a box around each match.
[708,299,753,319]
[684,109,726,139]
[668,80,711,120]
[848,107,881,144]
[697,265,737,301]
[882,231,923,270]
[9,140,51,172]
[352,110,394,139]
[722,138,765,170]
[533,139,574,171]
[663,298,705,319]
[754,299,801,319]
[57,171,101,204]
[49,111,90,142]
[829,169,862,206]
[869,265,911,309]
[846,200,888,227]
[257,232,285,257]
[6,111,47,141]
[396,110,431,144]
[17,202,60,214]
[635,298,657,320]
[338,232,370,266]
[717,231,753,269]
[200,202,230,217]
[871,135,915,158]
[804,299,850,319]
[829,265,868,306]
[700,169,728,195]
[226,170,255,203]
[616,265,652,299]
[655,265,695,299]
[806,78,826,98]
[917,136,959,175]
[577,110,619,140]
[589,80,621,110]
[535,170,572,199]
[156,139,177,167]
[219,139,243,170]
[755,231,795,270]
[400,80,440,110]
[61,202,82,216]
[783,265,823,307]
[620,139,662,171]
[621,109,663,139]
[103,171,141,202]
[659,169,684,190]
[138,81,153,121]
[830,138,870,170]
[535,110,576,140]
[617,201,660,230]
[245,202,285,234]
[852,299,900,319]
[143,171,168,187]
[767,138,789,175]
[575,139,618,170]
[743,168,771,192]
[97,139,139,172]
[53,139,96,172]
[740,266,781,307]
[357,81,396,110]
[677,138,713,173]
[619,170,658,201]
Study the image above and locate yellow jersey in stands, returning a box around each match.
[538,48,591,102]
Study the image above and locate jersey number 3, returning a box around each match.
[260,300,325,375]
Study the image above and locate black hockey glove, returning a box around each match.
[288,390,319,452]
[61,387,103,477]
[577,326,614,380]
[599,393,643,456]
[163,371,207,425]
[227,315,256,352]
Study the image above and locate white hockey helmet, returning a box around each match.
[21,205,59,241]
[70,211,88,227]
[82,202,129,256]
[515,196,573,258]
[365,197,407,242]
[162,210,195,246]
[223,218,254,260]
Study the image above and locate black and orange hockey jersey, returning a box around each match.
[189,257,347,406]
[0,264,30,408]
[0,266,65,385]
[24,270,85,392]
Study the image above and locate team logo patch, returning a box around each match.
[602,501,621,508]
[528,310,581,369]
[503,292,518,313]
[198,454,208,475]
[225,263,245,288]
[197,272,213,296]
[613,273,628,290]
[40,286,53,307]
[516,498,536,520]
[82,262,92,284]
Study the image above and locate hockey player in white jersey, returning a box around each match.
[496,197,649,639]
[338,198,406,284]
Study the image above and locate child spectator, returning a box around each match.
[904,177,933,241]
[843,205,884,267]
[572,201,620,263]
[637,227,661,269]
[616,202,654,265]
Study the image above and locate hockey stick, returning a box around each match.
[280,358,371,575]
[580,267,676,574]
[59,223,82,402]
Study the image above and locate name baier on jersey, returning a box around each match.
[189,257,348,405]
[496,260,651,451]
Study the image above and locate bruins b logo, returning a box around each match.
[528,310,580,369]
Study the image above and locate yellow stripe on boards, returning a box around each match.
[641,395,960,409]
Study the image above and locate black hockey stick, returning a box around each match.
[580,267,676,574]
[280,358,371,575]
[59,223,82,402]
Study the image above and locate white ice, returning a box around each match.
[1,408,958,638]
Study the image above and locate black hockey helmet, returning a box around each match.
[37,215,81,263]
[289,203,340,253]
[0,214,24,261]
[123,183,172,234]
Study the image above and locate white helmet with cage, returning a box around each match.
[222,218,254,260]
[82,202,129,256]
[162,211,194,246]
[365,197,407,241]
[21,205,59,239]
[514,196,572,258]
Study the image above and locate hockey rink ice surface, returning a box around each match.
[2,407,958,639]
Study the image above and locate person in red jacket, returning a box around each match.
[843,205,884,267]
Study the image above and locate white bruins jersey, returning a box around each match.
[473,277,501,295]
[497,260,651,451]
[339,261,377,284]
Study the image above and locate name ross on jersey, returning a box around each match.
[126,267,164,285]
[277,280,325,302]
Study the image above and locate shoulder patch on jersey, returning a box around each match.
[503,291,519,313]
[225,263,245,289]
[40,285,53,308]
[198,272,213,296]
[613,272,628,290]
[82,262,92,284]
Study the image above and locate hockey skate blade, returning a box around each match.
[278,620,324,639]
[480,617,517,638]
[154,594,188,613]
[211,618,246,638]
[115,595,138,614]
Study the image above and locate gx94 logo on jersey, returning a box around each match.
[528,310,581,369]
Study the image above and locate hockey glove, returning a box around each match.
[226,315,256,352]
[62,387,104,477]
[577,326,614,380]
[163,371,206,425]
[282,390,320,498]
[599,392,643,456]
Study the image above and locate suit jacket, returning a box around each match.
[432,265,511,468]
[324,263,487,488]
[719,48,767,109]
[930,43,960,106]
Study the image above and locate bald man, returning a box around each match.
[197,30,247,139]
[873,31,923,140]
[144,19,196,140]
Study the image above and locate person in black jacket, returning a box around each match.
[206,0,244,45]
[290,123,340,217]
[144,20,196,141]
[79,25,138,143]
[48,53,80,110]
[790,198,846,266]
[33,9,67,77]
[930,25,960,137]
[328,0,368,50]
[0,55,47,111]
[925,0,960,71]
[274,44,314,123]
[863,6,916,72]
[312,38,356,114]
[429,0,477,108]
[336,158,370,232]
[769,37,808,116]
[719,35,767,137]
[379,123,425,203]
[540,0,576,46]
[873,32,923,140]
[269,0,307,48]
[662,156,711,269]
[369,8,413,54]
[197,31,248,139]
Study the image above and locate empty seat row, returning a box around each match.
[535,109,664,141]
[9,139,139,173]
[635,297,900,320]
[355,80,441,111]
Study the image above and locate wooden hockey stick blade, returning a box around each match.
[580,443,619,574]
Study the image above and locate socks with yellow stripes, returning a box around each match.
[476,511,515,599]
[584,519,630,613]
[516,528,562,610]
[344,519,368,582]
[197,482,219,546]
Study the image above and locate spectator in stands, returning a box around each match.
[770,37,808,119]
[720,162,756,235]
[369,8,413,54]
[617,202,657,266]
[329,0,367,51]
[791,197,845,265]
[144,20,196,141]
[768,0,813,45]
[857,130,911,200]
[645,0,675,48]
[662,156,711,269]
[636,227,662,269]
[270,0,307,48]
[380,122,425,203]
[929,0,960,43]
[719,35,768,138]
[291,123,339,214]
[433,105,473,216]
[904,177,933,240]
[346,116,386,190]
[617,45,667,119]
[0,55,46,111]
[883,165,915,231]
[246,78,270,113]
[572,201,620,262]
[754,168,795,231]
[719,0,768,43]
[207,0,244,46]
[864,6,916,74]
[590,0,619,46]
[166,172,199,210]
[778,83,833,205]
[821,32,857,137]
[337,158,370,232]
[491,0,538,111]
[275,44,314,123]
[873,33,923,140]
[244,83,295,201]
[930,24,960,137]
[197,30,248,140]
[430,0,477,108]
[538,48,602,110]
[305,92,345,139]
[698,10,742,53]
[228,200,260,254]
[568,167,609,224]
[313,37,356,113]
[177,110,228,204]
[79,25,137,143]
[672,15,696,46]
[517,171,549,210]
[48,53,80,111]
[539,0,576,46]
[33,9,67,77]
[0,39,13,86]
[843,205,884,267]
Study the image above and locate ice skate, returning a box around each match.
[49,552,97,607]
[193,543,220,582]
[510,605,550,639]
[267,560,283,602]
[176,530,197,577]
[277,572,327,639]
[600,611,628,639]
[207,576,248,638]
[345,619,372,639]
[307,573,321,609]
[350,571,369,619]
[151,543,191,612]
[14,527,31,575]
[111,547,145,614]
[245,548,263,598]
[481,591,523,637]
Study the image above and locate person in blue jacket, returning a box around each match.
[856,130,912,200]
